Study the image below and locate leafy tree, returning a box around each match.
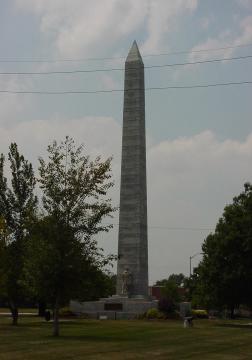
[156,279,182,315]
[185,272,208,309]
[25,137,115,336]
[193,183,252,316]
[0,144,37,325]
[84,272,117,300]
[155,273,185,287]
[0,217,7,302]
[161,280,181,303]
[101,272,117,297]
[25,215,109,310]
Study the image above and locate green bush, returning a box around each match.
[146,308,163,319]
[158,297,176,315]
[192,309,208,318]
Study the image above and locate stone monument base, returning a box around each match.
[70,295,158,320]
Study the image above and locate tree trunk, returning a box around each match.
[9,302,18,326]
[53,297,60,337]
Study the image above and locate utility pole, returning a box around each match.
[189,252,203,276]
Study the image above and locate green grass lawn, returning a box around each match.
[0,316,252,360]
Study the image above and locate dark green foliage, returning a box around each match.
[100,273,117,298]
[158,297,176,315]
[81,271,116,301]
[25,216,86,306]
[155,275,185,315]
[25,137,115,336]
[156,279,182,315]
[168,273,186,286]
[145,307,161,319]
[38,137,114,237]
[156,273,186,287]
[0,144,37,325]
[25,216,115,307]
[160,280,181,303]
[193,183,252,315]
[0,217,7,301]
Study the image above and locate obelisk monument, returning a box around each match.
[70,42,158,317]
[116,41,148,298]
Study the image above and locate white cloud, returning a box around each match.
[148,130,252,210]
[0,76,32,127]
[238,15,252,45]
[188,15,252,62]
[100,74,120,90]
[0,116,121,166]
[142,0,198,53]
[15,0,147,57]
[188,32,233,62]
[15,0,198,57]
[200,17,210,30]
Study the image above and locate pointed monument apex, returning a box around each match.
[126,40,143,63]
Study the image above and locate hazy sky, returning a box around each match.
[1,0,252,283]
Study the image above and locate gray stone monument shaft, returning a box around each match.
[116,41,148,297]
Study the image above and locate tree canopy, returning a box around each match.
[25,137,115,336]
[193,183,252,315]
[0,144,37,324]
[155,273,186,287]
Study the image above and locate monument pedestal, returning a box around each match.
[70,296,158,320]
